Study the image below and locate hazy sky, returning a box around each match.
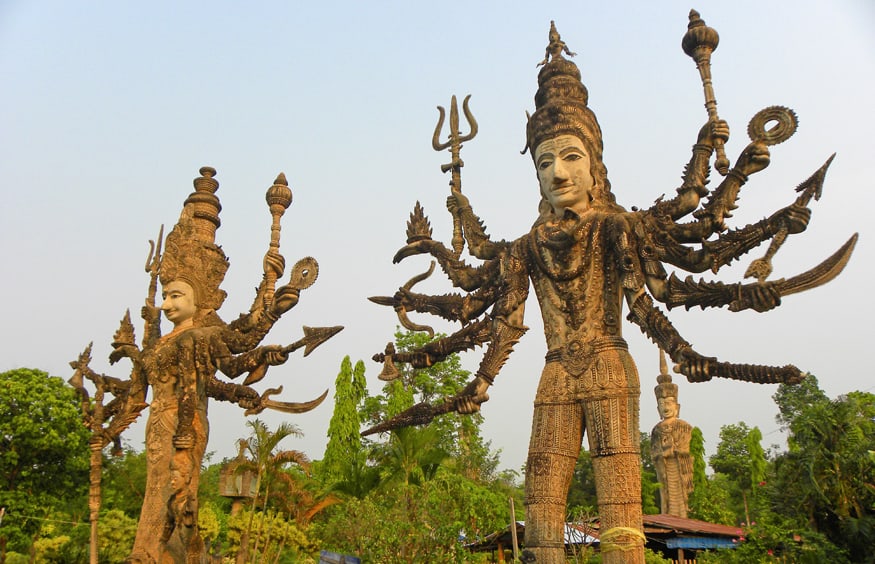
[2,1,873,474]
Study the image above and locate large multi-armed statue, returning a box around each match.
[366,11,856,564]
[69,167,341,562]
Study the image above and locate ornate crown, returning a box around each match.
[526,22,615,207]
[159,166,230,312]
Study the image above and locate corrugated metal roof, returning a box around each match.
[643,514,743,538]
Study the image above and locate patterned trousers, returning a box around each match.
[524,343,645,564]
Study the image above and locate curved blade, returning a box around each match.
[776,233,857,297]
[248,388,329,416]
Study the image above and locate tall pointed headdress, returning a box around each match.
[654,349,679,400]
[159,166,230,312]
[526,22,615,207]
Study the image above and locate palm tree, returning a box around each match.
[376,426,448,489]
[235,419,308,563]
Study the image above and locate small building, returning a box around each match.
[466,515,741,563]
[641,514,742,562]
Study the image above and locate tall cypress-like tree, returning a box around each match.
[321,356,368,483]
[690,427,707,492]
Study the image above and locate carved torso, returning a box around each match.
[521,211,628,351]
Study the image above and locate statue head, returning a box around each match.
[161,279,198,328]
[534,134,595,217]
[526,22,621,218]
[654,349,680,420]
[158,167,230,323]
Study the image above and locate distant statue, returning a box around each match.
[363,12,855,564]
[72,167,341,563]
[651,350,694,517]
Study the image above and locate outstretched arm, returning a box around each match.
[625,287,802,384]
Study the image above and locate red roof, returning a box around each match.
[642,514,742,538]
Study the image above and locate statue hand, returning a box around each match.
[447,191,471,214]
[270,285,300,317]
[697,119,729,147]
[735,141,771,176]
[454,376,490,414]
[173,432,195,450]
[769,203,811,235]
[731,282,782,313]
[141,302,160,323]
[262,344,289,366]
[263,250,286,280]
[673,348,716,383]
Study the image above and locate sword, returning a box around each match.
[770,233,857,298]
[244,386,329,416]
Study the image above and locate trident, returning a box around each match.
[432,94,478,257]
[682,10,730,175]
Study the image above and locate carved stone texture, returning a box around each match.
[651,351,694,518]
[73,167,340,564]
[367,13,855,564]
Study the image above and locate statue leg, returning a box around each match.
[524,362,584,564]
[582,347,644,564]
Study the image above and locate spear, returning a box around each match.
[683,10,729,175]
[433,95,478,257]
[242,326,344,385]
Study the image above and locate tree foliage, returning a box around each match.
[312,467,506,563]
[770,385,875,561]
[362,331,499,482]
[321,356,367,484]
[0,368,90,555]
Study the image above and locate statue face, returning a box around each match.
[535,134,594,216]
[161,280,197,327]
[657,397,680,420]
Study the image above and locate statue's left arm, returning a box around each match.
[618,218,803,385]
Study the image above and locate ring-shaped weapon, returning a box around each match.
[289,256,319,290]
[747,106,798,146]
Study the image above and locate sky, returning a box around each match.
[2,0,874,475]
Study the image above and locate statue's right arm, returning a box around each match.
[448,192,505,260]
[455,243,529,413]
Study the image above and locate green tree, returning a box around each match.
[374,426,448,489]
[321,356,368,484]
[236,419,309,561]
[312,467,506,563]
[772,373,829,431]
[639,433,660,515]
[0,368,90,559]
[96,509,137,563]
[100,447,148,519]
[362,331,499,482]
[689,426,707,492]
[566,450,597,515]
[771,390,875,561]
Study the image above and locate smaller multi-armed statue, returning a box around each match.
[366,11,856,564]
[70,167,341,563]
